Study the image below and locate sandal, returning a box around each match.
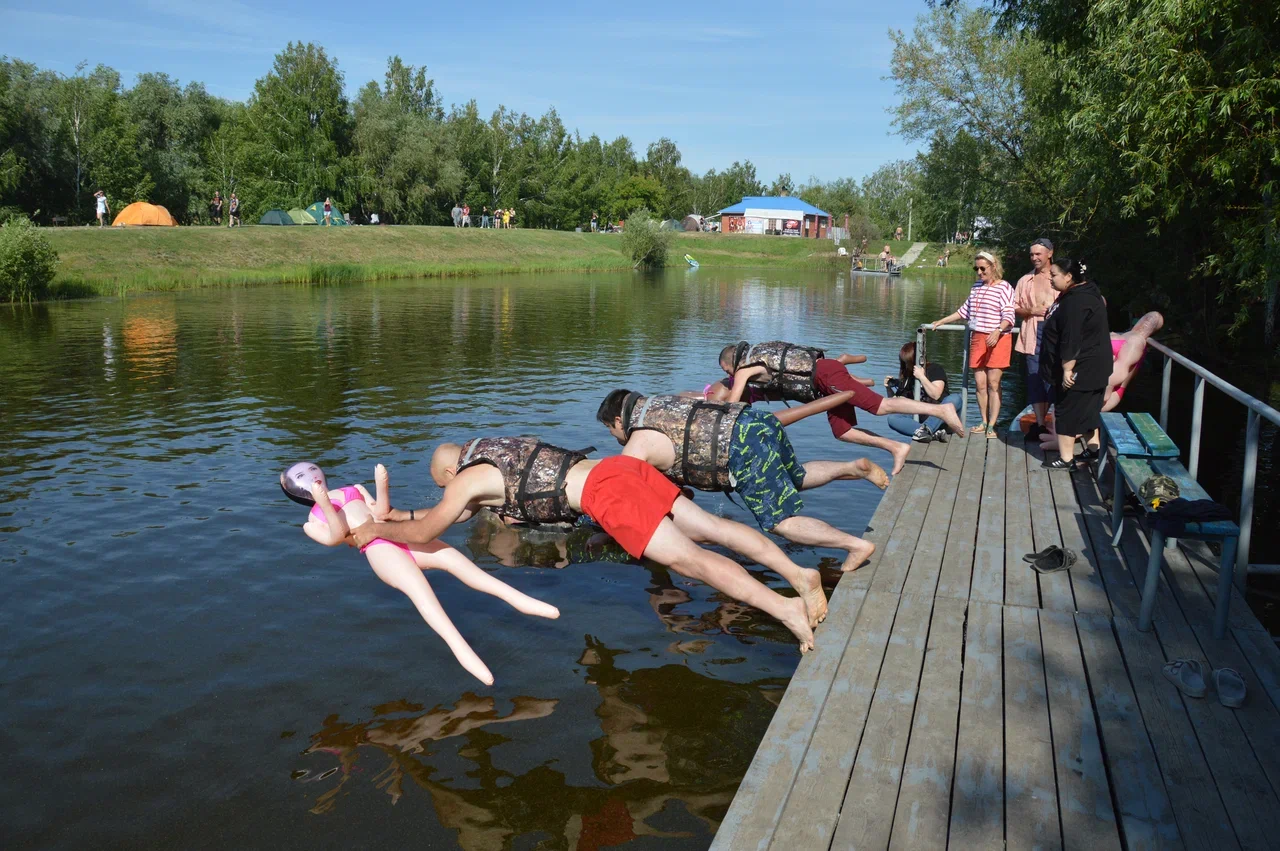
[1030,547,1077,574]
[1214,667,1246,708]
[986,425,1000,439]
[1023,545,1062,564]
[1162,659,1207,698]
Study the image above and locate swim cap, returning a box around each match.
[280,461,327,506]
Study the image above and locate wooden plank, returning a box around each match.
[1192,622,1280,802]
[969,437,1006,605]
[1180,540,1258,633]
[1039,609,1122,850]
[1111,614,1241,851]
[1126,412,1181,458]
[1048,466,1112,615]
[1075,612,1185,850]
[830,592,935,850]
[889,597,967,849]
[843,446,923,595]
[1028,441,1075,611]
[901,436,966,599]
[871,442,945,595]
[948,601,1004,849]
[767,589,902,851]
[935,437,987,601]
[1101,411,1146,457]
[1072,473,1144,621]
[1116,537,1280,850]
[1159,539,1253,633]
[1003,606,1062,851]
[1004,433,1040,609]
[711,587,873,851]
[1233,628,1280,715]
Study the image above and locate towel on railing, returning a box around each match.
[1151,498,1235,535]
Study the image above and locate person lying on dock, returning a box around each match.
[595,389,883,575]
[348,437,819,651]
[715,340,969,475]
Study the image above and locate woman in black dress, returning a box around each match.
[1039,258,1111,469]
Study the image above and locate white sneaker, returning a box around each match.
[912,425,932,443]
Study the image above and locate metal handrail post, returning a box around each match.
[1188,375,1205,480]
[961,332,970,425]
[1160,355,1172,430]
[914,327,925,402]
[1238,410,1261,590]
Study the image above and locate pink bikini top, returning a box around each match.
[309,485,362,522]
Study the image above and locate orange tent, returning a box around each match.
[112,202,179,227]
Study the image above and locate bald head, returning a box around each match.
[431,443,463,486]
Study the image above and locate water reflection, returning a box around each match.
[299,635,785,850]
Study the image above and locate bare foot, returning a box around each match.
[842,538,876,572]
[798,568,828,627]
[888,442,910,476]
[779,596,815,653]
[940,403,967,436]
[855,457,889,490]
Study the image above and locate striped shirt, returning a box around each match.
[958,280,1016,334]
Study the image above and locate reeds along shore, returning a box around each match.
[39,227,974,298]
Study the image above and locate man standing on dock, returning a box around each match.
[1014,238,1059,441]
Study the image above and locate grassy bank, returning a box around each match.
[41,226,853,298]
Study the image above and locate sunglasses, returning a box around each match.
[973,266,988,273]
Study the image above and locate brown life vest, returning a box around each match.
[456,437,590,523]
[621,393,743,492]
[739,340,825,402]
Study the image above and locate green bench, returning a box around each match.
[1114,456,1240,638]
[1100,412,1180,546]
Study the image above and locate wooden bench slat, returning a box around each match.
[1102,411,1146,457]
[1126,412,1181,458]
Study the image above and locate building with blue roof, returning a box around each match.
[715,195,831,238]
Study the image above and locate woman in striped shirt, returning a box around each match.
[928,251,1016,438]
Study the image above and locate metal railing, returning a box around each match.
[915,323,1279,588]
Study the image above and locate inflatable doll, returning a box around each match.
[280,461,559,686]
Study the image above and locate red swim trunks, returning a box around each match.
[581,455,681,559]
[813,358,886,438]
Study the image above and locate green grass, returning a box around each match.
[40,226,859,298]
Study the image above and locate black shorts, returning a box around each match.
[1054,386,1104,436]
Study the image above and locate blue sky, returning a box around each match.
[1,0,933,182]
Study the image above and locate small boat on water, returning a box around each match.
[851,264,902,277]
[684,254,699,268]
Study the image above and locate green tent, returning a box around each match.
[305,201,348,225]
[287,208,316,225]
[259,209,296,226]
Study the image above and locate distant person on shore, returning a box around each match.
[937,248,950,267]
[210,191,223,226]
[323,197,334,226]
[451,203,461,227]
[591,211,598,232]
[885,341,962,443]
[879,245,891,271]
[928,251,1015,438]
[228,193,240,227]
[894,226,903,241]
[461,204,471,227]
[502,208,511,229]
[481,206,490,228]
[94,190,110,227]
[1014,238,1059,440]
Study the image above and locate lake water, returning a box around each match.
[1,269,1272,849]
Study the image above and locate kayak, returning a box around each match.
[684,254,699,268]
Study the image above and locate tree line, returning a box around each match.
[879,0,1279,352]
[0,44,910,237]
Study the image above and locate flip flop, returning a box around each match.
[1030,547,1077,574]
[1214,667,1246,708]
[1023,545,1061,564]
[1162,659,1207,698]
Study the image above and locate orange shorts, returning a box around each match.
[969,330,1013,369]
[581,456,681,559]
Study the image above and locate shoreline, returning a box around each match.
[21,226,973,302]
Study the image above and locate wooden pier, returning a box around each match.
[713,432,1280,851]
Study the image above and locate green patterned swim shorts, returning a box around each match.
[728,407,806,531]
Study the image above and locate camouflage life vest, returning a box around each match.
[456,437,591,523]
[621,393,743,492]
[738,340,825,402]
